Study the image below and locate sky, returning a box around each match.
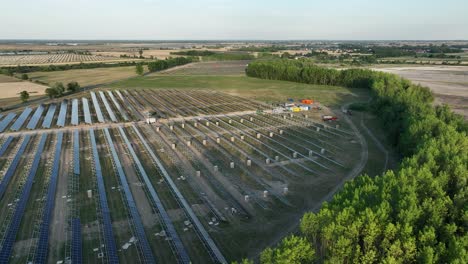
[1,0,467,40]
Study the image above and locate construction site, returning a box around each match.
[0,89,361,263]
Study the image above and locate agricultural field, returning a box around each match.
[0,54,137,66]
[26,66,145,87]
[0,85,387,263]
[373,66,468,118]
[156,60,250,76]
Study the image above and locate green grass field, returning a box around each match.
[109,75,367,106]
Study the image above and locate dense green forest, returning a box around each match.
[244,60,468,263]
[147,57,194,72]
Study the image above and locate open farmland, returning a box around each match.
[157,60,250,76]
[27,66,145,87]
[374,66,468,118]
[0,54,139,66]
[0,86,378,263]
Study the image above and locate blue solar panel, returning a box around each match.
[116,90,142,120]
[0,136,14,157]
[26,105,45,130]
[103,128,155,263]
[0,113,17,133]
[71,218,82,264]
[89,129,119,264]
[90,92,105,123]
[10,107,33,131]
[0,114,3,121]
[71,99,79,126]
[34,132,63,264]
[99,92,117,122]
[73,130,80,175]
[0,135,31,200]
[132,125,227,263]
[107,91,129,121]
[82,98,92,124]
[119,127,190,263]
[41,104,56,129]
[0,134,47,263]
[56,100,68,127]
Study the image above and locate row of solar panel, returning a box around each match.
[119,127,190,263]
[0,134,48,263]
[89,129,119,263]
[0,90,132,133]
[103,128,155,263]
[132,125,227,263]
[0,135,32,201]
[34,132,64,264]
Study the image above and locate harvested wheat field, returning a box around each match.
[0,81,46,99]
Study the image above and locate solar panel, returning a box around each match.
[103,128,155,263]
[107,91,129,121]
[90,92,105,123]
[99,92,117,122]
[10,107,33,131]
[73,130,80,175]
[82,98,92,124]
[116,90,143,120]
[0,114,3,120]
[26,105,45,130]
[119,127,190,263]
[71,99,79,126]
[56,100,68,127]
[0,113,17,133]
[41,104,56,129]
[89,129,119,263]
[0,136,14,157]
[0,135,32,200]
[0,134,47,263]
[34,132,63,264]
[71,218,82,264]
[132,125,227,263]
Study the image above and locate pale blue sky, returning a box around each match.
[1,0,467,40]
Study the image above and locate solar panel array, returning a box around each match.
[0,134,47,263]
[0,114,3,120]
[0,135,31,200]
[56,100,68,127]
[73,130,80,175]
[107,91,129,121]
[34,132,63,264]
[0,136,13,157]
[41,104,56,129]
[89,129,119,263]
[132,125,227,263]
[0,113,17,133]
[103,128,155,263]
[26,105,45,130]
[116,90,142,120]
[90,92,105,123]
[119,127,190,263]
[99,92,117,122]
[82,98,92,124]
[71,218,82,264]
[71,99,79,126]
[10,107,33,131]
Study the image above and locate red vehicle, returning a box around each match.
[322,115,338,121]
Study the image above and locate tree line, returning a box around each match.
[147,57,195,72]
[241,59,467,263]
[0,61,140,75]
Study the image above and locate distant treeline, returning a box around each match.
[339,44,463,58]
[170,50,216,56]
[147,57,194,72]
[232,45,293,52]
[244,59,468,263]
[170,50,254,61]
